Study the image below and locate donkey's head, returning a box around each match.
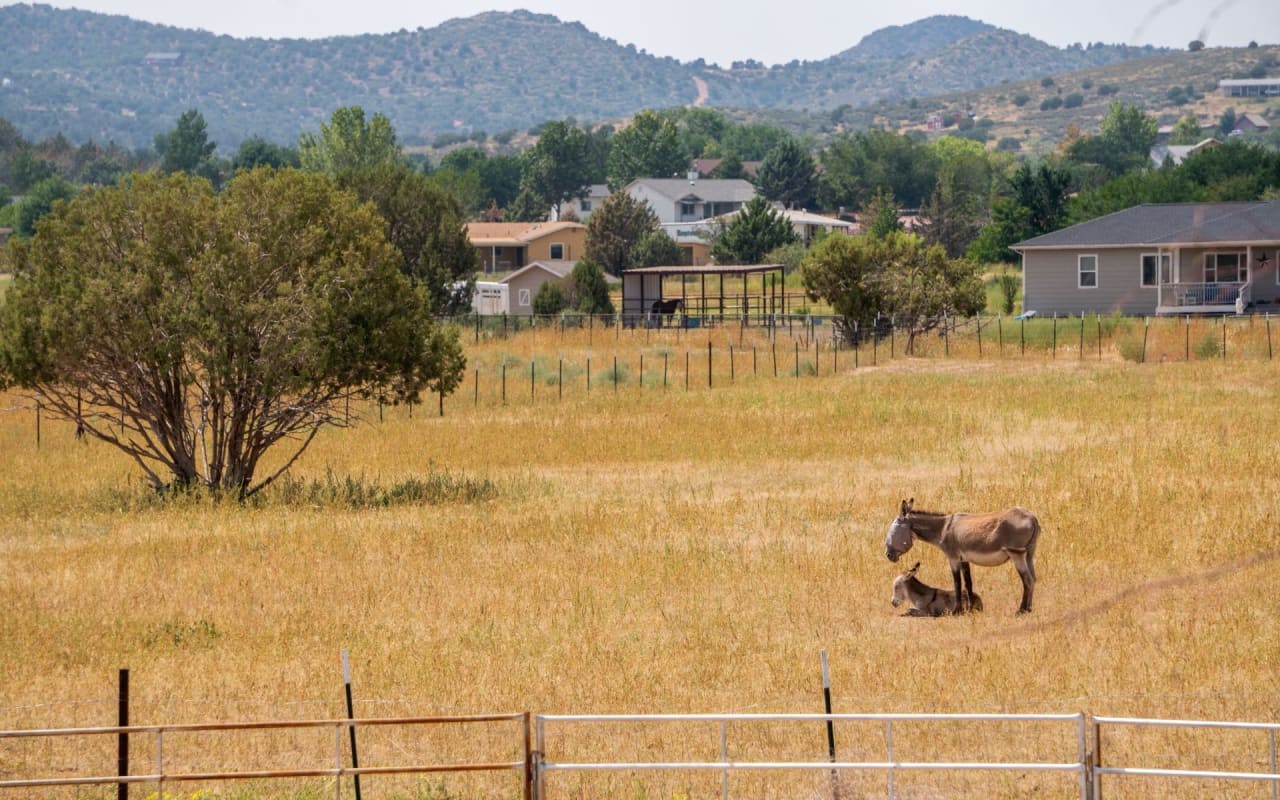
[884,498,915,562]
[890,562,921,607]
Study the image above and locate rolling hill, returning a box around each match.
[0,3,1168,150]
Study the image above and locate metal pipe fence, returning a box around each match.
[534,712,1089,800]
[0,713,532,800]
[1092,716,1280,800]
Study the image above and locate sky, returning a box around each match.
[8,0,1280,67]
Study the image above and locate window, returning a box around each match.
[549,243,565,260]
[1140,253,1171,288]
[580,200,592,212]
[1204,252,1247,283]
[681,202,696,217]
[1078,254,1098,288]
[518,289,531,307]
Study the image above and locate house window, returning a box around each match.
[681,202,696,217]
[1140,253,1171,288]
[1204,252,1247,283]
[549,243,565,260]
[518,288,531,307]
[580,200,592,212]
[1078,254,1098,288]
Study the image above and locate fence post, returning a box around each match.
[1142,317,1149,364]
[342,650,362,800]
[523,711,533,800]
[531,358,536,401]
[943,312,949,357]
[998,315,1003,358]
[1021,316,1026,357]
[885,720,895,800]
[794,340,800,378]
[1268,314,1273,361]
[1185,315,1191,361]
[1092,716,1103,800]
[1053,314,1058,359]
[1079,313,1085,359]
[707,341,713,388]
[977,313,983,359]
[729,343,735,384]
[117,668,129,800]
[559,357,563,401]
[1222,317,1227,360]
[1097,315,1102,360]
[821,651,840,800]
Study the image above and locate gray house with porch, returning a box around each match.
[1013,201,1280,316]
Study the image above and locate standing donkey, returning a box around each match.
[884,498,1040,614]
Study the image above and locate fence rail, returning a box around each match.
[8,712,1280,798]
[0,713,532,799]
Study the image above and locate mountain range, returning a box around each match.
[0,3,1165,150]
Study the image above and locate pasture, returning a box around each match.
[1,322,1279,799]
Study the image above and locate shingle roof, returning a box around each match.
[1014,202,1280,250]
[465,220,584,246]
[627,178,757,204]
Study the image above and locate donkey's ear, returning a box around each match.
[907,561,920,574]
[900,498,909,515]
[907,497,915,511]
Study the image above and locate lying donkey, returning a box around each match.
[891,562,983,617]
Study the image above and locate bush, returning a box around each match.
[1063,93,1084,108]
[1098,84,1119,96]
[1195,330,1223,360]
[1013,93,1031,107]
[1039,96,1064,111]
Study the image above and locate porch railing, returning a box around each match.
[1159,281,1247,310]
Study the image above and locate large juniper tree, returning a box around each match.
[0,169,465,498]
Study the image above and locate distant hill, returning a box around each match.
[0,4,1168,150]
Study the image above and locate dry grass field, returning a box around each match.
[2,320,1279,799]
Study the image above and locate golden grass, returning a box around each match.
[2,324,1279,798]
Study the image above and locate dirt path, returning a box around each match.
[691,76,709,107]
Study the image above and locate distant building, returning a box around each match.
[1234,112,1271,133]
[1149,138,1219,167]
[465,220,586,273]
[144,52,183,67]
[1218,78,1280,98]
[558,184,610,222]
[689,158,762,179]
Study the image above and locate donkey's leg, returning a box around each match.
[949,563,967,614]
[1008,550,1034,614]
[961,562,975,610]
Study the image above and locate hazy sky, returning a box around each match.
[10,0,1280,66]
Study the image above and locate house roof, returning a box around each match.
[1149,138,1219,167]
[499,260,574,284]
[627,178,757,204]
[1014,201,1280,250]
[465,220,585,246]
[1236,112,1271,129]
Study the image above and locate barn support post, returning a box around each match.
[117,668,129,800]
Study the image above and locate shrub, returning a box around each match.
[1063,93,1084,108]
[1012,93,1031,107]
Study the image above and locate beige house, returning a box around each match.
[465,221,586,274]
[500,261,574,315]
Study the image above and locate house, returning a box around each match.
[1013,201,1280,316]
[625,177,757,225]
[499,261,574,315]
[1149,137,1219,167]
[689,158,762,179]
[465,221,586,274]
[1218,78,1280,98]
[559,184,611,222]
[1233,112,1271,134]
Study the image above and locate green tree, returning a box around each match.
[0,169,463,498]
[863,187,903,239]
[711,196,798,265]
[570,257,614,315]
[1010,162,1071,235]
[605,110,686,191]
[338,163,479,316]
[505,186,549,223]
[532,280,569,315]
[585,190,660,273]
[818,129,939,213]
[711,151,744,179]
[802,231,983,352]
[1065,102,1158,177]
[232,136,300,170]
[155,109,218,180]
[1168,115,1205,146]
[755,138,818,209]
[298,106,401,174]
[15,175,77,237]
[966,198,1032,264]
[629,229,684,268]
[519,120,592,217]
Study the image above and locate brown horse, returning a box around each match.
[891,562,983,616]
[651,298,683,315]
[884,498,1040,614]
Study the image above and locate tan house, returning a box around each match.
[500,261,574,315]
[465,221,586,274]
